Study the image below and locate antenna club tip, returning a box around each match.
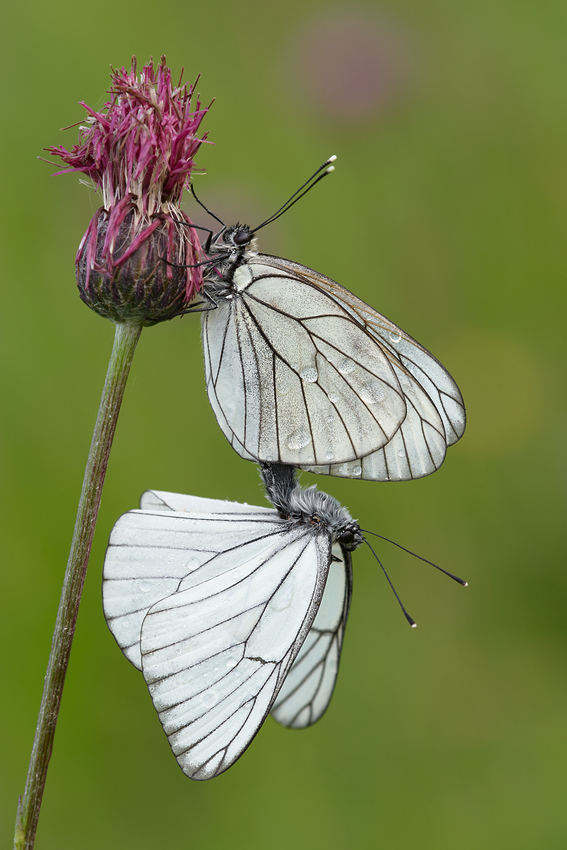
[463,581,469,587]
[328,154,337,162]
[326,166,335,174]
[410,623,417,629]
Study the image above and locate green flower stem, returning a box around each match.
[14,321,143,850]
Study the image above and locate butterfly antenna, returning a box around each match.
[251,155,337,234]
[363,537,417,628]
[190,183,226,227]
[361,530,468,587]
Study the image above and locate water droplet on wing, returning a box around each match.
[201,691,218,708]
[287,430,311,451]
[359,381,385,404]
[300,367,318,383]
[270,582,294,611]
[338,358,356,374]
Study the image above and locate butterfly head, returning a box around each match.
[335,522,364,552]
[218,224,257,253]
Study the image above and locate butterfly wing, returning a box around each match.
[202,257,408,468]
[289,261,466,443]
[139,489,270,515]
[103,499,334,780]
[139,523,332,780]
[271,543,352,728]
[203,254,465,480]
[102,504,278,670]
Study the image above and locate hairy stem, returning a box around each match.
[14,321,143,850]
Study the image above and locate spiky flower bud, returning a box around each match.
[47,56,210,325]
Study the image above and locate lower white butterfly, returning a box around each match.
[195,157,466,481]
[103,464,361,780]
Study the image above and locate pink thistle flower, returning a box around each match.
[47,56,210,325]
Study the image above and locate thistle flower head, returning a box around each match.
[47,56,210,325]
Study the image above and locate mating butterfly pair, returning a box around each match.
[103,159,466,779]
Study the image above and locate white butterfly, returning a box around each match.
[197,157,466,481]
[102,464,360,781]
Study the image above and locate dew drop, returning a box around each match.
[326,414,335,424]
[397,450,405,458]
[325,450,335,461]
[175,647,182,655]
[338,358,356,374]
[300,367,318,383]
[270,582,294,611]
[353,465,362,476]
[139,581,151,593]
[389,331,401,344]
[328,392,339,404]
[359,381,385,405]
[201,691,218,708]
[225,656,238,669]
[287,429,311,451]
[278,381,290,395]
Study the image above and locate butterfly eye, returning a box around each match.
[310,515,321,525]
[338,528,355,546]
[232,227,252,246]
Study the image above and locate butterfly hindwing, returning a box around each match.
[271,543,352,728]
[139,523,331,779]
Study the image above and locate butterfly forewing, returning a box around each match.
[202,252,465,480]
[203,256,408,467]
[139,527,332,779]
[271,543,352,728]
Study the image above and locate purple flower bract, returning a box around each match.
[48,56,211,324]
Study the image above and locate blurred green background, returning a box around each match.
[2,0,567,847]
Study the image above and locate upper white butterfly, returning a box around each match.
[198,157,465,481]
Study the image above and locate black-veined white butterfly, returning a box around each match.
[192,157,466,481]
[102,463,362,780]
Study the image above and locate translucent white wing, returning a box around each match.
[271,544,352,728]
[102,507,282,670]
[139,524,331,780]
[203,258,407,468]
[202,254,465,480]
[139,489,269,515]
[292,259,466,447]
